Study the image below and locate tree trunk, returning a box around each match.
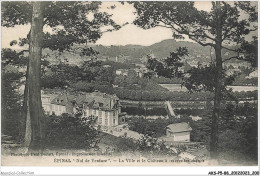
[20,60,29,144]
[24,1,45,151]
[210,1,223,159]
[23,63,31,147]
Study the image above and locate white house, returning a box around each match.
[49,94,71,116]
[41,91,125,127]
[42,94,51,114]
[159,122,192,145]
[41,92,77,116]
[166,122,192,142]
[80,91,124,127]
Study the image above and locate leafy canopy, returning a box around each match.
[2,2,120,54]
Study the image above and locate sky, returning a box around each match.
[1,1,257,49]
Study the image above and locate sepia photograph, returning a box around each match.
[1,0,259,174]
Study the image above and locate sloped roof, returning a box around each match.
[50,91,119,111]
[50,94,77,114]
[51,94,76,106]
[166,122,192,133]
[83,91,119,111]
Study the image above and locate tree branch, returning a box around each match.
[223,55,245,62]
[223,56,239,62]
[158,20,215,47]
[18,49,29,55]
[221,46,238,52]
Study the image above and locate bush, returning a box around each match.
[45,114,99,149]
[136,135,171,155]
[116,136,137,152]
[218,129,249,161]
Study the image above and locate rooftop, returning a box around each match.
[166,122,192,133]
[47,91,120,111]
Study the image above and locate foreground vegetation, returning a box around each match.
[129,102,258,162]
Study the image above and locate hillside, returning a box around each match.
[44,39,240,66]
[92,39,211,61]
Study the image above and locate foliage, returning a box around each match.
[114,75,167,92]
[41,59,113,89]
[145,47,187,79]
[218,129,248,161]
[136,135,170,155]
[98,132,137,152]
[115,88,213,101]
[133,1,257,158]
[129,116,191,138]
[45,114,99,149]
[217,102,258,161]
[1,49,25,140]
[1,48,27,67]
[133,2,257,46]
[189,115,211,143]
[122,106,167,116]
[1,69,23,140]
[116,136,138,152]
[129,102,257,161]
[239,37,258,68]
[2,2,120,55]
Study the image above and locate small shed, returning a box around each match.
[166,122,192,142]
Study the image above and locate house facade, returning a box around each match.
[41,93,74,116]
[166,122,192,142]
[42,94,52,114]
[159,122,192,145]
[41,91,124,127]
[80,91,123,127]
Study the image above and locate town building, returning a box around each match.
[159,122,192,145]
[80,91,124,127]
[165,122,192,142]
[41,92,75,116]
[41,90,125,127]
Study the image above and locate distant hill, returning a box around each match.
[44,39,238,65]
[92,39,212,63]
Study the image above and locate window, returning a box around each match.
[99,111,102,117]
[105,117,108,125]
[105,112,108,118]
[113,119,116,124]
[99,117,102,124]
[93,110,96,115]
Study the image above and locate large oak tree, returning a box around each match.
[2,1,120,150]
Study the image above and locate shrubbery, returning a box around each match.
[45,114,100,149]
[136,135,170,155]
[2,70,23,142]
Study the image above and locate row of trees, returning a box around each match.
[115,88,257,102]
